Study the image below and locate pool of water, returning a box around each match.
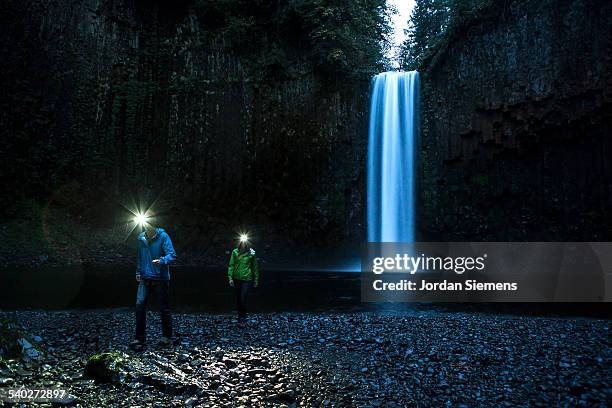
[0,266,363,312]
[0,266,608,317]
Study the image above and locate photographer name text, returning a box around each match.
[372,279,518,291]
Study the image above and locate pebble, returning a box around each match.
[0,310,608,406]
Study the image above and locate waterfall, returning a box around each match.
[367,71,419,243]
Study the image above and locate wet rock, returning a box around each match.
[177,353,190,363]
[17,338,41,360]
[56,394,79,406]
[0,377,14,385]
[190,358,204,367]
[184,396,198,406]
[222,357,239,369]
[16,368,34,377]
[84,352,127,383]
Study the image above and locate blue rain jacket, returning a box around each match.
[136,228,177,280]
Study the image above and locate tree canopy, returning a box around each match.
[400,0,498,70]
[195,0,393,81]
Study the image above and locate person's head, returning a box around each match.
[144,223,157,239]
[238,239,248,252]
[237,233,250,251]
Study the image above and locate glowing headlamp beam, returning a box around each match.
[239,233,249,243]
[134,213,149,226]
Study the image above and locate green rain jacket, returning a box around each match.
[228,248,260,283]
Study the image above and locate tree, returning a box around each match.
[400,0,495,70]
[400,0,453,70]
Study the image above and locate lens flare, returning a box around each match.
[119,193,159,241]
[134,213,149,226]
[239,233,249,243]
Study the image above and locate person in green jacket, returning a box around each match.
[228,235,260,319]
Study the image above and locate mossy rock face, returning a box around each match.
[85,352,128,383]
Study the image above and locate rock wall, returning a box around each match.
[419,0,612,240]
[0,0,373,261]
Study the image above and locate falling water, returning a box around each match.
[367,71,419,242]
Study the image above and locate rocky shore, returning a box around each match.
[0,310,610,407]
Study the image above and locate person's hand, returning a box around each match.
[136,274,141,282]
[229,279,234,287]
[152,259,160,264]
[253,281,259,288]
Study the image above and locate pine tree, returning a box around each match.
[400,0,498,70]
[400,0,453,70]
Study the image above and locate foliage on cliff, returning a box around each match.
[194,0,393,81]
[400,0,501,70]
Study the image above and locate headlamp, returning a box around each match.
[134,213,149,226]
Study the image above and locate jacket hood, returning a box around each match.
[138,227,166,242]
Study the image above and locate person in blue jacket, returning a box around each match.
[130,223,177,350]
